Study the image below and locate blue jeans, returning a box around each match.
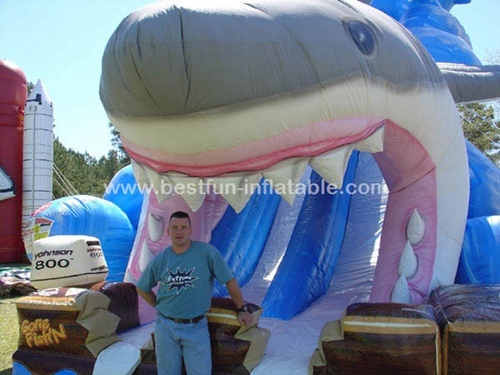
[154,314,211,375]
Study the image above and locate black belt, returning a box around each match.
[159,312,205,324]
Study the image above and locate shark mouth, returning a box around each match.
[111,78,468,309]
[100,0,469,319]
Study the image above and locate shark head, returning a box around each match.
[100,0,470,304]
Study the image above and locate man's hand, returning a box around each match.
[226,278,254,326]
[238,310,254,326]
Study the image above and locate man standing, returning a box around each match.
[137,211,254,375]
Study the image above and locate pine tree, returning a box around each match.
[458,102,500,166]
[109,122,131,166]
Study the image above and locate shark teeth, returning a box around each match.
[142,166,174,203]
[262,157,310,205]
[398,240,418,279]
[131,160,149,187]
[407,208,425,245]
[352,125,385,153]
[147,212,164,243]
[138,241,155,273]
[209,172,262,213]
[391,275,411,304]
[130,126,385,212]
[310,145,353,188]
[169,174,206,212]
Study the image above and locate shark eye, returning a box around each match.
[345,20,376,56]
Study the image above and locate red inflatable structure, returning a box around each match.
[0,60,27,263]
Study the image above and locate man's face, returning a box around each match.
[167,217,192,247]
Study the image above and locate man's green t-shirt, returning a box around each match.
[137,240,234,319]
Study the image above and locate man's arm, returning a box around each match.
[226,278,253,326]
[137,287,157,308]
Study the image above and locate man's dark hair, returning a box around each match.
[169,211,191,225]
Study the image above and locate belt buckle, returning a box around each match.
[188,315,203,323]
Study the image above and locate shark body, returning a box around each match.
[100,0,500,313]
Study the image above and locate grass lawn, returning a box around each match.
[0,263,31,375]
[0,295,19,375]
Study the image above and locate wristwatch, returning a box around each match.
[238,304,250,313]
